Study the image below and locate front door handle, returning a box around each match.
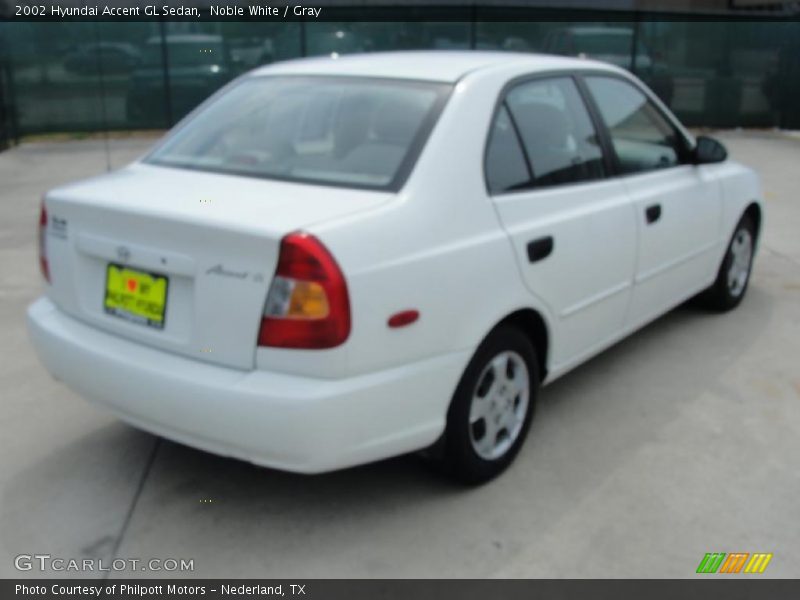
[645,204,662,224]
[527,236,554,263]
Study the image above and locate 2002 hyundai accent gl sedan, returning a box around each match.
[28,52,763,483]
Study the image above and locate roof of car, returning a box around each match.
[251,50,616,83]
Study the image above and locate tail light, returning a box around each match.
[258,232,350,349]
[38,201,50,283]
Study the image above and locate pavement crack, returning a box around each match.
[103,436,161,580]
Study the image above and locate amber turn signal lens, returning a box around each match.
[287,281,330,319]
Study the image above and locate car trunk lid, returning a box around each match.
[43,162,388,370]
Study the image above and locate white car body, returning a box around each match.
[28,52,763,474]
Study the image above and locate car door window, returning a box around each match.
[485,105,531,193]
[585,76,686,174]
[503,77,606,189]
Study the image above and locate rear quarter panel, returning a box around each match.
[257,69,557,380]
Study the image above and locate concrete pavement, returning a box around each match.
[1,131,798,578]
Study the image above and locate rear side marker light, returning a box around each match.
[258,232,350,349]
[388,310,419,328]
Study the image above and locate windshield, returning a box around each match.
[146,76,450,190]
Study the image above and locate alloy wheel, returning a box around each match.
[468,351,530,460]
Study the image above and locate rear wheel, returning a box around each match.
[700,215,756,311]
[440,325,538,484]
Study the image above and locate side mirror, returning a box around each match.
[693,135,727,164]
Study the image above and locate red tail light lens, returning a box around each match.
[38,201,50,283]
[258,232,350,349]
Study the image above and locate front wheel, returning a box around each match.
[700,215,756,311]
[439,326,538,484]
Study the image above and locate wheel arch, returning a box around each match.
[493,308,550,383]
[743,201,762,241]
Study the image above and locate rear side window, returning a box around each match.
[585,76,685,174]
[147,76,450,190]
[486,76,606,194]
[485,106,530,194]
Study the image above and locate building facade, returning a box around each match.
[0,1,799,143]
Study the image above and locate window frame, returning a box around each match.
[576,72,694,176]
[483,70,617,196]
[484,69,696,196]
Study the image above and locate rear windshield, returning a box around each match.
[146,76,451,190]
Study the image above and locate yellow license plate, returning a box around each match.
[104,264,168,329]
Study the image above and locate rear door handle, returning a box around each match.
[527,236,554,263]
[645,204,662,224]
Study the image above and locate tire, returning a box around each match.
[439,325,539,484]
[700,214,756,311]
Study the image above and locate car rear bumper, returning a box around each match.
[27,297,469,473]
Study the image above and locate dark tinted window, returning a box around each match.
[485,105,530,193]
[143,39,227,68]
[572,32,632,55]
[505,77,606,188]
[586,76,685,174]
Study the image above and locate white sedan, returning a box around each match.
[28,52,763,483]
